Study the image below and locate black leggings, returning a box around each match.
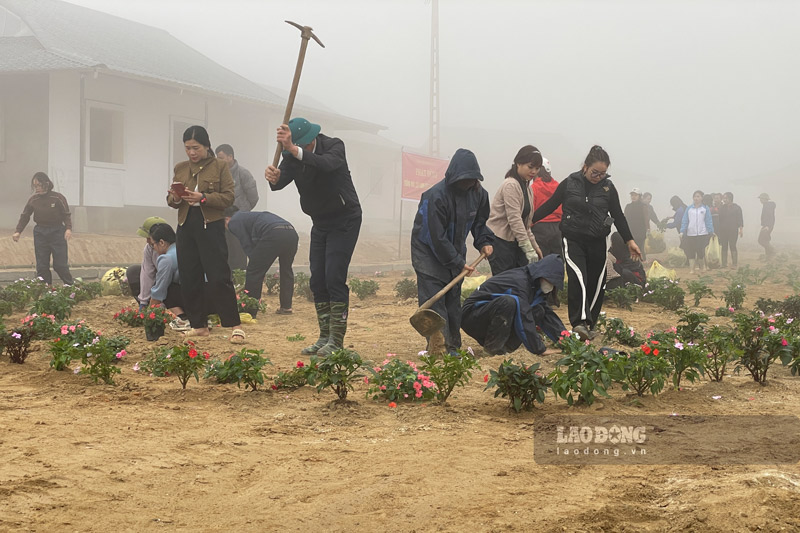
[684,234,710,261]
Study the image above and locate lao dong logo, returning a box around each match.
[557,425,647,445]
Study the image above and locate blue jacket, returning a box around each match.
[680,204,714,236]
[227,211,295,256]
[151,244,179,302]
[411,148,494,281]
[462,254,566,354]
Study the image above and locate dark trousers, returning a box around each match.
[461,295,521,354]
[562,236,607,328]
[758,227,774,257]
[718,229,739,267]
[126,264,141,304]
[245,227,299,310]
[176,208,240,329]
[532,222,562,258]
[226,229,248,271]
[488,237,527,276]
[309,215,361,304]
[163,282,184,311]
[684,234,710,261]
[417,271,463,351]
[33,225,73,285]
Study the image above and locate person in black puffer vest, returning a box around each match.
[531,146,642,340]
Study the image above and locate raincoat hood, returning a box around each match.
[525,254,564,290]
[445,148,483,185]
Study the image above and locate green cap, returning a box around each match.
[288,117,321,147]
[137,216,168,238]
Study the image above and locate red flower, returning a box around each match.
[388,402,397,408]
[149,312,156,319]
[271,384,278,390]
[650,340,659,345]
[296,361,305,368]
[642,346,652,355]
[653,349,659,356]
[203,352,211,360]
[483,374,489,382]
[188,348,198,359]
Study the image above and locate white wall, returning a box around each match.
[47,71,81,203]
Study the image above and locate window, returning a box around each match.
[170,116,204,176]
[86,101,125,167]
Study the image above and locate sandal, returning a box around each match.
[184,328,210,337]
[230,328,246,344]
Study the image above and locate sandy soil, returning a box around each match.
[1,251,799,532]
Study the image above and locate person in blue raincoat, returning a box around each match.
[461,254,566,355]
[411,148,494,353]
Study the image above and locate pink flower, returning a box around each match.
[782,338,788,346]
[403,394,409,398]
[296,361,305,368]
[61,325,69,335]
[132,362,140,372]
[415,390,423,398]
[380,385,387,391]
[363,377,370,384]
[69,325,76,332]
[467,346,475,356]
[413,381,422,390]
[115,350,126,359]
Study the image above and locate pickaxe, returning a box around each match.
[272,21,325,167]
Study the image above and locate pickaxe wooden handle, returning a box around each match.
[272,21,325,168]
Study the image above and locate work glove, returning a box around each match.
[519,240,537,263]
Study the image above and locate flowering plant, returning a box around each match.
[349,278,379,300]
[640,278,685,311]
[236,289,265,317]
[206,348,271,390]
[142,305,174,337]
[366,355,436,402]
[394,278,417,300]
[49,320,97,371]
[136,346,172,377]
[0,277,48,311]
[663,338,705,389]
[265,272,281,294]
[30,290,75,320]
[733,311,794,384]
[601,317,643,347]
[272,360,310,390]
[58,280,102,303]
[20,313,60,340]
[113,307,144,327]
[163,341,211,389]
[701,325,739,382]
[675,308,709,344]
[604,284,642,311]
[305,349,363,401]
[614,341,671,397]
[722,282,747,310]
[551,332,615,406]
[687,279,715,307]
[74,335,130,385]
[5,327,33,364]
[485,359,551,412]
[420,350,480,403]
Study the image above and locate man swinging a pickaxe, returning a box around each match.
[265,21,362,358]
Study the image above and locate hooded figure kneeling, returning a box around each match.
[461,254,566,355]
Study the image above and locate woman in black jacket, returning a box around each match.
[531,146,641,340]
[718,191,743,268]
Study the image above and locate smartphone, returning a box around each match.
[170,182,188,196]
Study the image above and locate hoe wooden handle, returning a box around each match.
[419,253,487,311]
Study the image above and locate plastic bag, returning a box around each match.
[461,275,487,303]
[647,260,677,281]
[705,235,722,269]
[645,231,666,254]
[100,267,127,296]
[665,247,687,268]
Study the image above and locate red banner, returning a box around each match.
[401,152,449,201]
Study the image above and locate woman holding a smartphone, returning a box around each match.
[531,145,641,340]
[167,125,245,343]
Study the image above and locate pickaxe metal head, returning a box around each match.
[285,20,325,48]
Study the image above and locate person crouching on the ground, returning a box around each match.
[718,191,743,268]
[264,118,362,357]
[680,189,714,273]
[531,145,641,341]
[12,172,74,286]
[461,254,566,355]
[225,206,299,317]
[411,148,494,354]
[605,232,646,290]
[147,223,191,331]
[486,145,543,275]
[126,216,167,311]
[167,125,245,344]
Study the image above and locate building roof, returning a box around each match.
[0,0,384,132]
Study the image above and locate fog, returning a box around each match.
[10,0,800,244]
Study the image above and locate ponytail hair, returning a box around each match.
[505,145,543,179]
[583,145,610,169]
[31,172,54,192]
[183,125,212,150]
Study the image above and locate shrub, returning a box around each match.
[394,278,418,300]
[236,289,264,317]
[49,321,98,371]
[294,272,314,302]
[30,290,75,320]
[550,333,615,406]
[601,317,643,347]
[687,279,715,307]
[161,341,211,389]
[349,278,379,300]
[114,307,145,327]
[59,281,102,303]
[136,346,172,377]
[663,339,705,389]
[701,325,739,382]
[206,348,271,391]
[420,350,480,403]
[76,336,130,385]
[286,333,306,342]
[715,306,735,317]
[20,313,60,340]
[641,278,685,311]
[613,342,672,397]
[733,311,794,385]
[485,359,551,412]
[722,282,746,311]
[366,356,436,402]
[5,327,33,364]
[272,361,309,390]
[305,349,364,401]
[675,308,709,344]
[1,278,48,311]
[604,284,642,311]
[0,300,12,317]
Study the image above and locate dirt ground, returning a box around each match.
[1,248,800,532]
